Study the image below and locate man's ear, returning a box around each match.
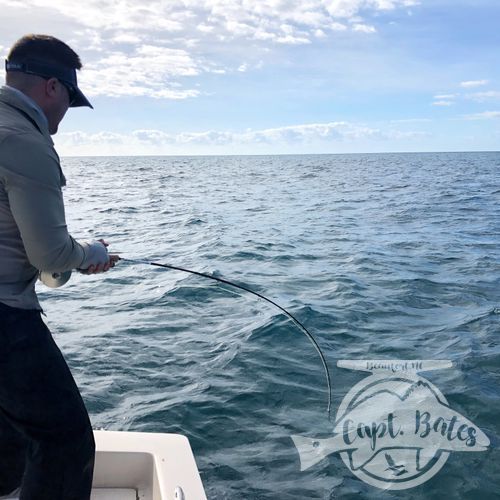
[44,77,59,98]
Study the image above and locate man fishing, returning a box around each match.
[0,34,117,499]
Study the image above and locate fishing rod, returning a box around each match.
[119,257,332,417]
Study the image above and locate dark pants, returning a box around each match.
[0,302,95,499]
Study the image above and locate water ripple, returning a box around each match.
[37,152,500,499]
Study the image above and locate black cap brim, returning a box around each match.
[70,86,93,109]
[6,58,93,109]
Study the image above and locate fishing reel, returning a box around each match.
[39,270,72,288]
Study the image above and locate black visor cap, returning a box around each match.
[5,58,93,109]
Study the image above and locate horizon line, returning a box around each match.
[60,150,500,159]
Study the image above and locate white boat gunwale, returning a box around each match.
[92,430,207,500]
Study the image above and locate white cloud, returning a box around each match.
[460,80,489,88]
[59,120,426,149]
[276,34,312,44]
[330,22,348,31]
[62,131,127,144]
[464,111,500,120]
[432,100,453,106]
[1,0,26,5]
[55,119,431,155]
[323,0,409,18]
[197,23,215,33]
[208,68,227,74]
[132,130,175,144]
[177,130,234,145]
[8,0,411,42]
[236,61,264,73]
[0,0,417,100]
[465,90,500,102]
[431,87,500,109]
[79,46,201,99]
[434,94,457,100]
[110,33,143,45]
[352,23,377,33]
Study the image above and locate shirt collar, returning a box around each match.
[4,85,49,128]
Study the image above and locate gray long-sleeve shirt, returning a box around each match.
[0,85,86,310]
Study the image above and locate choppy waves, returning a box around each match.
[39,152,499,499]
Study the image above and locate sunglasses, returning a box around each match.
[39,75,77,105]
[59,80,77,106]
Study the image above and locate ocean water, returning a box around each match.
[39,152,499,499]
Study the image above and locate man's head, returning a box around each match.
[5,34,92,134]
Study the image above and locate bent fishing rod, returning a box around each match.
[119,257,332,418]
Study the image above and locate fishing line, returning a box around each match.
[120,257,332,417]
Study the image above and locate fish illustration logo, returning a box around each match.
[291,360,490,490]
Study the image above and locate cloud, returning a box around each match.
[434,94,457,100]
[55,119,431,156]
[432,86,500,110]
[460,80,489,88]
[132,130,175,144]
[79,46,201,99]
[62,131,127,144]
[110,33,143,45]
[464,111,500,120]
[352,23,377,33]
[0,0,417,99]
[3,0,412,44]
[58,120,427,150]
[275,34,312,44]
[1,0,26,6]
[465,90,500,102]
[323,0,419,19]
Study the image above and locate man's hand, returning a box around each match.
[82,254,120,274]
[78,239,120,274]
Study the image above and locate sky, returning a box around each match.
[0,0,499,156]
